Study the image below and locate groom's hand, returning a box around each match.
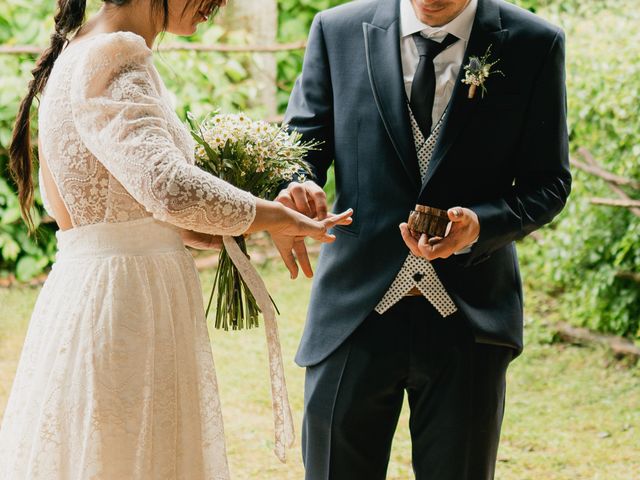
[275,181,328,220]
[273,181,328,279]
[400,207,480,260]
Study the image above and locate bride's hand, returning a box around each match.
[269,208,354,241]
[245,199,352,239]
[245,199,353,278]
[271,209,353,279]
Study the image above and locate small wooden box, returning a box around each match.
[407,205,449,238]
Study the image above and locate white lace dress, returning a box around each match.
[0,32,256,479]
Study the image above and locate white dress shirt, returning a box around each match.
[400,0,479,255]
[400,0,478,130]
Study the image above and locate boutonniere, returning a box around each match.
[462,45,504,99]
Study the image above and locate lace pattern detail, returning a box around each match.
[0,220,231,479]
[38,31,256,235]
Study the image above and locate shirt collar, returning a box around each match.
[400,0,478,41]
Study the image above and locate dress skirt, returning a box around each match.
[0,218,230,480]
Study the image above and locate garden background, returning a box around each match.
[0,0,638,478]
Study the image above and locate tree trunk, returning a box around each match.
[223,0,278,117]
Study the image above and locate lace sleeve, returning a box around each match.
[69,32,256,236]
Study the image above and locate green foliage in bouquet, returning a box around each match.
[189,112,316,330]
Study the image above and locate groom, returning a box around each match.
[277,0,571,478]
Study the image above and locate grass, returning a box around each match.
[1,254,639,479]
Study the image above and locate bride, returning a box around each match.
[0,0,352,478]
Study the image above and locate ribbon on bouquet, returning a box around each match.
[222,236,295,463]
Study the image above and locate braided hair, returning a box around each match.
[9,0,222,231]
[9,0,87,231]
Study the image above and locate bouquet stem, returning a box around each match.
[206,236,261,330]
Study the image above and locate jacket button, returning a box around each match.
[413,273,424,282]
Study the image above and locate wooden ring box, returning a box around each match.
[407,205,449,238]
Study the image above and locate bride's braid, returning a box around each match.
[9,0,223,232]
[9,0,87,232]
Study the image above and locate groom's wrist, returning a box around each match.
[453,235,479,255]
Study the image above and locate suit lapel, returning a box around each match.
[420,0,508,192]
[364,0,420,190]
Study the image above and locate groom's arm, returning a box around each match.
[275,14,335,221]
[270,14,336,277]
[461,29,572,267]
[284,14,335,188]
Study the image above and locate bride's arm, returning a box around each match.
[69,33,352,260]
[179,229,222,250]
[69,33,256,237]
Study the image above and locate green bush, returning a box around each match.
[0,0,637,341]
[276,0,346,111]
[0,1,266,280]
[0,0,58,281]
[519,1,640,339]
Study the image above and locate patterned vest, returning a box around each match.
[374,107,458,317]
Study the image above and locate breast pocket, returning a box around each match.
[465,93,526,167]
[476,93,523,110]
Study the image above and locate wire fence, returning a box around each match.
[0,40,306,122]
[0,41,307,55]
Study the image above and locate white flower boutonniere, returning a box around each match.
[462,45,504,99]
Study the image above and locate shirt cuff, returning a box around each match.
[453,235,479,256]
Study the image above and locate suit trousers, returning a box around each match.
[301,296,514,480]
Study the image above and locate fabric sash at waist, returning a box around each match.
[55,217,184,260]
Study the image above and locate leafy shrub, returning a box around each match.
[519,1,640,339]
[0,0,57,280]
[276,0,346,111]
[0,2,265,280]
[0,0,638,342]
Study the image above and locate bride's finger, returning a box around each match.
[291,215,336,243]
[316,231,337,243]
[293,239,314,278]
[274,241,299,279]
[322,209,354,229]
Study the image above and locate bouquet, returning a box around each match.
[188,112,317,331]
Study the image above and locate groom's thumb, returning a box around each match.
[447,207,465,223]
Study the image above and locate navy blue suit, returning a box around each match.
[284,0,571,478]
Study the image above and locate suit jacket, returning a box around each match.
[284,0,571,367]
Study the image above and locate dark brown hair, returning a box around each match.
[9,0,223,231]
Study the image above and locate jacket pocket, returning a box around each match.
[476,93,523,110]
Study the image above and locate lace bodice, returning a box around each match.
[38,31,256,235]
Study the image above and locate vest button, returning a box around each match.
[413,273,424,282]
